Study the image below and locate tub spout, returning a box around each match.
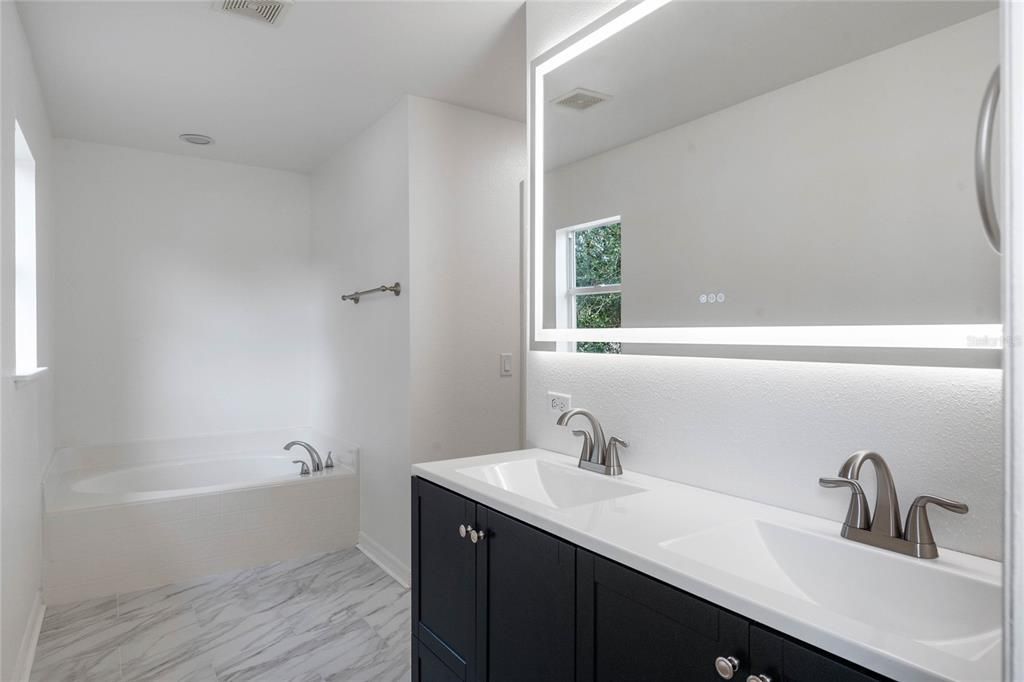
[284,441,323,473]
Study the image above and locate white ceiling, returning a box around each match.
[17,0,526,172]
[545,1,996,169]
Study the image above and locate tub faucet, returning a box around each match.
[284,441,323,473]
[556,408,628,476]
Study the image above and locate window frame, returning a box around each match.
[14,119,40,376]
[554,216,622,351]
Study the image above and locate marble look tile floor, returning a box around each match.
[30,548,411,682]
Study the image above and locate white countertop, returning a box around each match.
[413,448,1002,682]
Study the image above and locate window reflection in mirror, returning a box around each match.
[556,219,622,352]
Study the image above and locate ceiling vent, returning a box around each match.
[216,0,293,26]
[552,87,612,111]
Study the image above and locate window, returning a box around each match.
[555,218,621,354]
[14,121,38,374]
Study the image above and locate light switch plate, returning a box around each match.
[500,353,513,376]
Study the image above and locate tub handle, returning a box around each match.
[292,460,311,476]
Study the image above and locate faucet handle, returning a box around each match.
[819,476,862,490]
[325,451,335,469]
[571,429,594,463]
[904,495,968,558]
[819,477,870,530]
[292,460,311,476]
[910,494,969,515]
[605,437,628,476]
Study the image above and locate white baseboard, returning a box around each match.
[357,531,410,588]
[12,591,45,682]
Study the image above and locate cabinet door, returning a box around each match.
[477,506,576,682]
[577,551,749,682]
[748,626,890,682]
[414,637,463,682]
[412,478,478,680]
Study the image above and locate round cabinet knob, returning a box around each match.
[458,524,468,539]
[714,656,740,680]
[747,675,772,682]
[470,528,489,544]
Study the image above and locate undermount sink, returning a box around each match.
[457,458,646,509]
[660,520,1001,660]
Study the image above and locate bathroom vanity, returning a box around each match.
[498,0,1008,673]
[411,450,1000,682]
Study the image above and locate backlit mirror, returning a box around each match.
[532,0,1002,358]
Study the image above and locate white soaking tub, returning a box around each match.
[52,452,327,510]
[43,431,359,605]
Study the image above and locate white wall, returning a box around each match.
[544,12,1000,328]
[1,3,55,678]
[408,97,525,467]
[53,139,313,448]
[526,2,1004,561]
[310,98,412,581]
[311,96,525,579]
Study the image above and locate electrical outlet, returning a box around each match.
[547,391,572,413]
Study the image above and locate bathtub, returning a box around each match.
[50,452,335,511]
[43,432,359,605]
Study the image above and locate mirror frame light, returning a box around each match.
[530,0,1003,354]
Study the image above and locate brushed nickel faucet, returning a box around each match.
[820,450,968,559]
[556,409,628,476]
[284,440,324,473]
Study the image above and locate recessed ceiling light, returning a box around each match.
[179,133,214,146]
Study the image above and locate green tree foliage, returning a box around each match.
[574,223,621,354]
[574,222,621,287]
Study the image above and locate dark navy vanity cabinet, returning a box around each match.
[412,478,575,681]
[411,477,890,682]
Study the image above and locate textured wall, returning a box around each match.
[526,352,1003,559]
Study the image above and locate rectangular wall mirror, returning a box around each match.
[531,0,1004,360]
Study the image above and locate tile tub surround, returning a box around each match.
[30,548,411,682]
[44,471,359,606]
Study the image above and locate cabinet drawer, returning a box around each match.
[749,626,890,682]
[593,554,719,639]
[578,552,749,682]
